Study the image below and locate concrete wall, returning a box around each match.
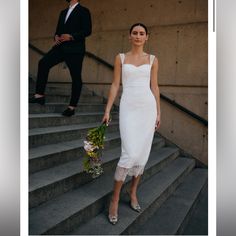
[29,0,208,165]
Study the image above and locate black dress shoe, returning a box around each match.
[62,108,75,117]
[29,96,45,105]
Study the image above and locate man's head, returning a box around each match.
[66,0,79,2]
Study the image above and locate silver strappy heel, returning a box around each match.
[108,199,118,225]
[130,200,142,213]
[108,214,118,225]
[126,189,142,213]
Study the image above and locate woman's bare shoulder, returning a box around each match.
[114,54,123,67]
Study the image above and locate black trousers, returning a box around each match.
[35,46,85,107]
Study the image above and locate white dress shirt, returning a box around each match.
[64,2,79,23]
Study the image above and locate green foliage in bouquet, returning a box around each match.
[83,119,111,178]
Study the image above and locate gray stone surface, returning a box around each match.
[29,103,110,114]
[30,138,163,192]
[29,147,182,235]
[29,112,119,129]
[70,158,195,235]
[29,132,121,173]
[29,80,94,96]
[29,140,172,208]
[182,183,208,235]
[29,121,119,148]
[133,168,208,235]
[30,92,104,103]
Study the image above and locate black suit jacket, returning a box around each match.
[54,4,92,53]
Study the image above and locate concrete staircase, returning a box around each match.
[29,83,208,235]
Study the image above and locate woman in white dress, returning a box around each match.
[102,23,161,224]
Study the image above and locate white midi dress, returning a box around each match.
[114,53,157,181]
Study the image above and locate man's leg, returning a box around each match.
[35,47,64,96]
[65,53,85,107]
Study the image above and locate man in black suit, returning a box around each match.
[30,0,92,116]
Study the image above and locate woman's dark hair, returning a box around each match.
[129,23,148,35]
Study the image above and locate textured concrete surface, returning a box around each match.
[70,158,195,235]
[183,183,208,235]
[133,168,208,235]
[29,148,182,235]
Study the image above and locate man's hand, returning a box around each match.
[54,35,62,46]
[60,34,73,42]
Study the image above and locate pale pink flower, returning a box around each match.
[84,140,98,152]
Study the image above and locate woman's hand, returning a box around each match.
[155,114,161,131]
[102,112,111,125]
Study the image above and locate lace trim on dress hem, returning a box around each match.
[114,165,145,182]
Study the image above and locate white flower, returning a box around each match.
[84,141,98,152]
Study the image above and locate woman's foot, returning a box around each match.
[108,199,119,225]
[129,190,142,213]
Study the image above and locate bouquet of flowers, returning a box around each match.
[83,118,111,178]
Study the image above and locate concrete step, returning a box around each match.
[182,182,208,235]
[29,80,94,96]
[29,121,119,148]
[45,86,94,96]
[29,137,166,209]
[29,147,185,235]
[29,92,104,104]
[29,103,112,114]
[132,168,208,235]
[29,132,122,174]
[43,87,94,96]
[69,158,195,235]
[29,112,119,129]
[69,158,196,235]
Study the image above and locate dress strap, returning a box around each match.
[119,53,125,64]
[150,54,155,66]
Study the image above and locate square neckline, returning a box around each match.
[122,53,152,67]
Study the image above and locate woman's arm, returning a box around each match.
[102,54,122,123]
[150,57,161,128]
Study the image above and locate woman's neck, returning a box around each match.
[130,46,145,56]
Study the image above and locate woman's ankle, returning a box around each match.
[130,189,136,196]
[109,198,119,215]
[129,190,138,201]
